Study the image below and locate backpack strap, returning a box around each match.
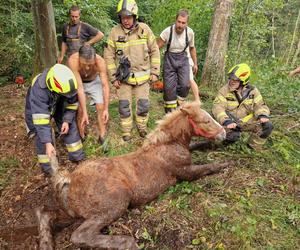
[166,25,173,52]
[182,27,189,52]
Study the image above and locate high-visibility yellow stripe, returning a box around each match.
[107,39,115,47]
[31,74,41,86]
[243,99,253,105]
[241,113,254,123]
[66,140,83,153]
[227,101,239,107]
[116,39,147,49]
[107,64,116,70]
[254,95,263,103]
[66,103,78,110]
[127,72,150,84]
[32,114,50,125]
[151,58,160,64]
[217,95,227,103]
[38,154,50,164]
[217,112,227,121]
[164,102,177,108]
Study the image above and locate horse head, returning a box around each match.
[146,102,226,146]
[180,102,226,142]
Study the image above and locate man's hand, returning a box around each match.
[80,111,89,137]
[45,143,56,158]
[102,109,109,124]
[227,122,237,129]
[193,64,198,75]
[57,56,63,64]
[113,80,121,89]
[259,117,269,123]
[61,122,69,135]
[150,74,158,82]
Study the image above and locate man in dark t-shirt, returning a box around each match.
[58,5,104,64]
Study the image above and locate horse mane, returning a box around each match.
[144,101,201,146]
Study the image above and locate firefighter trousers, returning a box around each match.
[117,82,150,137]
[163,51,190,113]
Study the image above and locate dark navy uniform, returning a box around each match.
[25,69,84,174]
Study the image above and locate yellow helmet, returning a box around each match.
[228,63,251,85]
[46,64,78,97]
[117,0,138,17]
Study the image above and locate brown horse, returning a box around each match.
[37,102,231,250]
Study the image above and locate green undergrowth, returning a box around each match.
[95,68,299,249]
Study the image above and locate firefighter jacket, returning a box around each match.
[212,84,270,125]
[104,22,160,85]
[28,69,79,144]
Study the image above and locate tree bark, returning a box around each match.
[31,0,58,73]
[201,0,233,87]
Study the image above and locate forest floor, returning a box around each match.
[0,81,299,250]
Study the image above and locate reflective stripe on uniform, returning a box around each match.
[107,64,117,70]
[66,102,78,110]
[254,95,263,103]
[38,154,50,164]
[217,111,227,121]
[164,100,177,108]
[227,101,239,107]
[151,58,160,64]
[116,39,147,49]
[241,113,254,123]
[243,99,253,105]
[107,39,115,47]
[217,95,227,103]
[31,74,41,86]
[66,140,83,153]
[32,114,50,125]
[127,70,150,85]
[120,116,133,134]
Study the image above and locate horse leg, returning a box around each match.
[71,213,138,250]
[35,207,55,250]
[36,206,75,250]
[177,161,234,181]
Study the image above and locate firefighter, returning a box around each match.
[212,63,273,150]
[104,0,160,141]
[157,9,198,113]
[25,64,85,176]
[57,5,104,64]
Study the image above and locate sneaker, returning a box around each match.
[122,135,132,142]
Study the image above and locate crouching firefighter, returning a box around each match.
[104,0,160,142]
[25,64,85,176]
[212,63,273,150]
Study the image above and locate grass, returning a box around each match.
[97,70,299,249]
[0,157,20,192]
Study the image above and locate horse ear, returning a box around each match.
[180,103,193,116]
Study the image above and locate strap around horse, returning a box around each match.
[188,116,219,139]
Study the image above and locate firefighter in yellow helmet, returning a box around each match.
[212,63,273,150]
[104,0,160,142]
[25,64,84,176]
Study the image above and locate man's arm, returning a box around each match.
[96,56,110,123]
[189,46,198,75]
[156,37,165,49]
[289,66,300,77]
[86,31,104,45]
[58,42,67,64]
[68,54,89,127]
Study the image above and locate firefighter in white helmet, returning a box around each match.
[104,0,160,142]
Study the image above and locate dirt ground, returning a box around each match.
[0,84,194,249]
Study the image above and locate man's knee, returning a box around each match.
[119,100,131,118]
[137,99,149,117]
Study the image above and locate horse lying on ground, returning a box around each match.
[36,101,232,250]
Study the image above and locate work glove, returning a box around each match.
[260,122,273,139]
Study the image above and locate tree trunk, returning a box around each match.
[201,0,233,87]
[31,0,58,73]
[285,8,300,65]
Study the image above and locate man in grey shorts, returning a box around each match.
[69,44,110,144]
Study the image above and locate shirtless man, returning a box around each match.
[69,44,110,144]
